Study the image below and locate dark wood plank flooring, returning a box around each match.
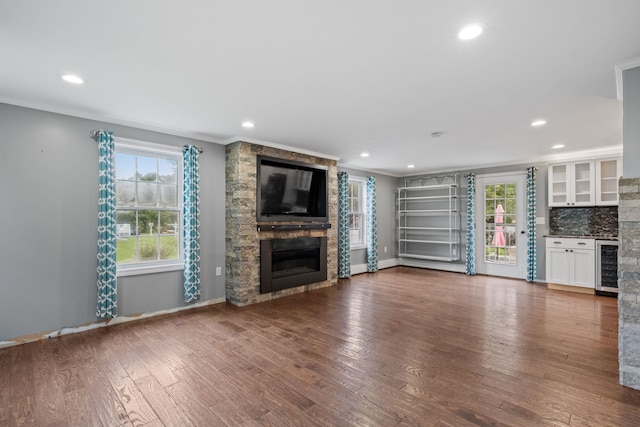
[2,267,640,426]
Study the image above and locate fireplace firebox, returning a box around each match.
[260,237,327,293]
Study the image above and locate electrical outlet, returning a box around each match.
[216,267,222,276]
[384,246,388,253]
[536,217,545,225]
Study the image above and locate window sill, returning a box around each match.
[350,245,367,251]
[117,263,183,277]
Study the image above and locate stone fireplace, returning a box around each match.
[225,141,338,306]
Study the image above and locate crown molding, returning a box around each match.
[224,136,341,161]
[615,57,640,101]
[0,97,224,144]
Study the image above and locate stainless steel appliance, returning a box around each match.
[596,240,618,296]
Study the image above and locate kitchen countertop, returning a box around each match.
[543,234,618,241]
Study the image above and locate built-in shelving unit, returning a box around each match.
[397,174,461,262]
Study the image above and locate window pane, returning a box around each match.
[485,185,495,199]
[159,211,179,235]
[506,183,516,199]
[159,235,179,260]
[137,156,158,181]
[115,153,136,180]
[116,210,137,264]
[137,182,158,206]
[138,210,159,235]
[138,235,159,261]
[495,184,505,198]
[159,159,178,183]
[159,184,177,207]
[116,181,135,207]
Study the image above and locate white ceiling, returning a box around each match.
[2,1,639,176]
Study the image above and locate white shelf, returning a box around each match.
[397,178,460,263]
[399,253,460,262]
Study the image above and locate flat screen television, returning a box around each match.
[256,156,328,222]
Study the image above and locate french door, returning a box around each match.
[475,173,527,279]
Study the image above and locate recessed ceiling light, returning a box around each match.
[531,119,547,127]
[458,24,483,40]
[61,74,85,85]
[551,144,565,149]
[407,164,415,169]
[360,152,370,158]
[241,121,255,128]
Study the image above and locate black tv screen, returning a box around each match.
[257,156,328,222]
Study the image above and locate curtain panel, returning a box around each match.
[526,167,537,282]
[183,145,201,302]
[366,176,378,272]
[337,172,351,278]
[465,173,476,275]
[96,130,118,318]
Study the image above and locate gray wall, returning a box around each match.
[624,67,640,177]
[338,167,397,267]
[0,104,226,341]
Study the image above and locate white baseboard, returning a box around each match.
[398,258,466,273]
[0,296,226,349]
[350,258,399,275]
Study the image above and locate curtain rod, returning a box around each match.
[90,130,204,153]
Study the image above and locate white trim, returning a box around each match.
[224,137,340,161]
[350,258,399,275]
[351,264,368,275]
[398,258,467,273]
[615,57,640,101]
[379,258,399,270]
[0,297,226,349]
[476,171,526,179]
[115,137,184,155]
[398,146,623,177]
[117,262,183,277]
[0,96,223,144]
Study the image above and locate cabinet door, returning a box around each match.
[546,248,571,284]
[596,157,622,205]
[548,163,570,207]
[571,161,595,206]
[570,249,595,288]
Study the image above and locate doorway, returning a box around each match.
[475,173,526,278]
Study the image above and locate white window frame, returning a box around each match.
[114,138,184,277]
[348,176,367,250]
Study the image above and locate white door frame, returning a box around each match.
[475,172,527,279]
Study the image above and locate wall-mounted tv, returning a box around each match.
[256,156,328,222]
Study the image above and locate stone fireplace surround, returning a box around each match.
[225,141,338,306]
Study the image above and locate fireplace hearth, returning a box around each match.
[260,237,327,293]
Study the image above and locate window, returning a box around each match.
[114,139,183,275]
[348,177,367,248]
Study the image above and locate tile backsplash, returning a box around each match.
[548,206,618,237]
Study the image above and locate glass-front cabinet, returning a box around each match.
[595,157,623,205]
[548,161,595,207]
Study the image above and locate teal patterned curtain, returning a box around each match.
[526,167,537,282]
[465,173,476,275]
[337,172,351,278]
[183,145,201,302]
[96,130,117,318]
[366,176,378,272]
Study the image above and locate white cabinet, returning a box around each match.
[548,161,595,207]
[595,157,622,205]
[545,238,595,288]
[397,183,460,261]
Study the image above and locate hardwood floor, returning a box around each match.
[2,266,640,426]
